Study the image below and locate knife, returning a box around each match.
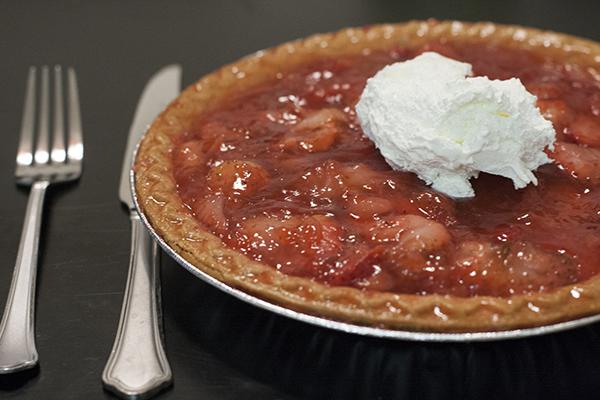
[102,65,181,399]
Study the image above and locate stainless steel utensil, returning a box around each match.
[102,65,181,399]
[0,66,83,373]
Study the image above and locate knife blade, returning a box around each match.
[103,65,181,399]
[119,65,181,208]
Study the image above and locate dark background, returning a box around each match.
[1,1,600,399]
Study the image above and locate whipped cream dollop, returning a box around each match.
[355,52,556,198]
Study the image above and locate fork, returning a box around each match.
[0,66,83,373]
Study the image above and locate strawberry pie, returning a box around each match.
[135,21,600,332]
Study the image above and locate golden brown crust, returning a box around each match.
[134,20,600,332]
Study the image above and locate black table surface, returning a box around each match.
[1,1,600,399]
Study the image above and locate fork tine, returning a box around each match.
[16,67,36,166]
[34,66,50,164]
[66,68,83,162]
[51,66,66,163]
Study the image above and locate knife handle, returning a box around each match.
[102,214,172,399]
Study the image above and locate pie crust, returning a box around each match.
[134,20,600,332]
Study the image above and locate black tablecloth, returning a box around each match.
[1,1,600,399]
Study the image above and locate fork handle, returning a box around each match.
[0,180,49,373]
[102,214,172,399]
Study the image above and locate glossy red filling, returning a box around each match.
[172,42,600,297]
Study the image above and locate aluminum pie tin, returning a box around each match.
[130,154,600,342]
